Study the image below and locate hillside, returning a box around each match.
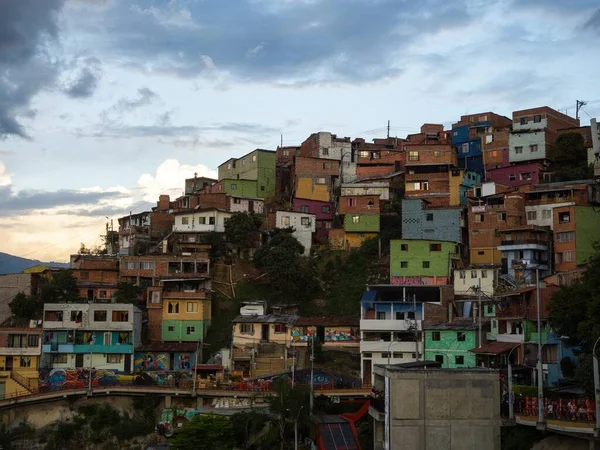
[0,251,69,275]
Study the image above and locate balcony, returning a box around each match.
[498,240,548,251]
[0,346,42,356]
[42,343,133,354]
[496,305,527,319]
[162,290,210,299]
[369,398,385,422]
[118,225,149,235]
[360,340,419,353]
[360,319,422,332]
[526,195,577,206]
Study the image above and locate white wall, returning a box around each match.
[173,210,232,233]
[525,203,574,229]
[49,353,129,372]
[453,269,497,297]
[43,304,141,332]
[230,198,264,214]
[341,184,390,200]
[509,132,547,163]
[275,211,316,256]
[512,117,547,132]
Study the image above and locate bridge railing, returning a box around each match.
[513,396,596,424]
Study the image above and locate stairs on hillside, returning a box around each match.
[251,344,293,379]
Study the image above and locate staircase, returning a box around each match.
[10,371,33,392]
[251,344,291,379]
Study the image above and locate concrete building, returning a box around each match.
[119,253,210,287]
[41,303,142,372]
[552,204,600,272]
[292,156,340,203]
[390,240,458,286]
[292,198,334,243]
[300,132,356,183]
[197,192,264,215]
[401,199,464,244]
[217,149,277,198]
[341,182,391,201]
[184,175,216,195]
[370,363,501,450]
[486,162,544,188]
[352,136,405,180]
[509,107,579,165]
[274,211,316,255]
[359,284,452,385]
[173,208,233,234]
[453,267,500,297]
[343,214,380,248]
[0,321,42,394]
[423,320,485,369]
[117,205,174,256]
[497,226,551,282]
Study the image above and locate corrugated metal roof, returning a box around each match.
[469,341,519,355]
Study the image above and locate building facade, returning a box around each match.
[390,240,457,285]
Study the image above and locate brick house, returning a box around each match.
[117,207,174,256]
[292,156,340,203]
[292,198,334,242]
[70,255,119,302]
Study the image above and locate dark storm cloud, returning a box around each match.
[0,0,64,138]
[64,57,103,98]
[0,184,128,215]
[82,0,473,84]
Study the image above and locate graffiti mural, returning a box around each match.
[290,326,315,343]
[174,353,194,370]
[324,327,358,342]
[134,352,169,371]
[40,368,118,390]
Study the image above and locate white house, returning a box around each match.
[453,267,499,297]
[275,211,316,256]
[173,208,233,234]
[229,197,264,215]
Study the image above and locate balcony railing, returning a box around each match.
[500,239,548,247]
[496,305,527,318]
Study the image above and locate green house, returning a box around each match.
[218,149,276,198]
[390,239,456,279]
[220,179,259,198]
[424,321,483,368]
[344,214,380,233]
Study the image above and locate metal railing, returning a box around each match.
[10,371,32,390]
[511,395,596,424]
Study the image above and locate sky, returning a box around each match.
[1,0,599,262]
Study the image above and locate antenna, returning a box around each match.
[576,100,587,121]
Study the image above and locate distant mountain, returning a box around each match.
[0,252,69,275]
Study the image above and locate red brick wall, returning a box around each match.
[468,194,526,250]
[300,134,320,158]
[338,195,380,214]
[512,107,580,131]
[294,156,340,176]
[73,269,119,284]
[356,165,397,179]
[157,195,171,211]
[198,192,229,211]
[404,145,457,166]
[72,257,118,271]
[424,303,448,325]
[147,308,163,342]
[150,212,174,236]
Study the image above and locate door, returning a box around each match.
[87,289,94,301]
[5,357,13,371]
[261,324,269,342]
[317,327,325,343]
[363,360,372,386]
[249,200,254,214]
[75,354,84,368]
[124,354,131,372]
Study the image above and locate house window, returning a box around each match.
[107,355,122,364]
[455,355,465,365]
[533,115,541,123]
[99,290,107,299]
[459,271,466,279]
[103,332,112,346]
[400,261,408,268]
[408,151,419,161]
[20,357,32,368]
[227,163,232,169]
[323,162,332,169]
[197,217,206,225]
[520,172,532,181]
[282,150,290,156]
[112,311,129,322]
[475,214,484,223]
[556,231,574,243]
[486,134,493,144]
[432,332,441,341]
[471,271,477,278]
[508,174,516,181]
[242,159,246,166]
[181,217,189,225]
[300,205,309,213]
[515,146,523,154]
[376,311,386,320]
[393,353,403,359]
[230,183,237,190]
[325,222,332,229]
[426,213,434,222]
[168,302,180,314]
[530,144,538,152]
[435,355,444,363]
[478,251,485,255]
[381,353,390,359]
[315,177,326,184]
[407,312,415,320]
[542,209,551,220]
[252,154,257,162]
[70,311,83,322]
[208,216,215,225]
[79,271,89,280]
[434,151,441,157]
[345,198,356,207]
[151,291,161,304]
[564,250,575,262]
[168,326,175,332]
[481,270,488,278]
[233,198,241,204]
[322,148,329,156]
[497,212,506,221]
[427,243,441,253]
[281,216,290,226]
[274,324,286,334]
[94,310,107,322]
[558,212,570,223]
[359,151,369,158]
[555,253,563,264]
[55,354,68,364]
[352,216,360,223]
[423,261,430,269]
[457,332,466,342]
[186,326,196,335]
[301,217,311,227]
[240,324,253,334]
[27,335,39,347]
[187,302,199,313]
[520,117,528,125]
[527,211,537,221]
[401,244,409,251]
[363,353,372,358]
[322,205,330,213]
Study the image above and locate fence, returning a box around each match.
[511,396,596,423]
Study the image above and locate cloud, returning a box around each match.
[64,56,102,98]
[136,159,217,202]
[585,9,600,30]
[0,0,64,138]
[0,163,12,186]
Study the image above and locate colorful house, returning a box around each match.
[217,149,276,198]
[290,317,359,348]
[389,239,458,285]
[343,214,380,249]
[0,321,42,394]
[424,320,484,368]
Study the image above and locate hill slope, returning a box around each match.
[0,252,69,275]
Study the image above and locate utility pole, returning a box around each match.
[88,334,95,395]
[478,279,482,348]
[593,337,600,437]
[387,120,390,139]
[576,100,587,121]
[413,294,419,361]
[309,335,315,415]
[535,267,544,426]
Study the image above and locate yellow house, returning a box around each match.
[296,177,331,202]
[232,315,294,348]
[161,290,212,341]
[0,324,42,396]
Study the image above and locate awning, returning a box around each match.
[361,291,377,302]
[469,341,520,355]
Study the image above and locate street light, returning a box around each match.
[292,406,304,450]
[593,336,600,436]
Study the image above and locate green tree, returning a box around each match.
[253,231,318,303]
[169,414,236,450]
[548,242,600,393]
[551,132,594,182]
[41,270,80,303]
[224,212,262,249]
[8,292,38,324]
[113,282,143,304]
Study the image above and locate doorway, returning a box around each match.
[5,357,13,371]
[363,360,372,386]
[75,354,84,367]
[87,289,94,301]
[261,324,269,342]
[317,327,325,343]
[124,354,131,372]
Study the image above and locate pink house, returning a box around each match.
[486,162,544,187]
[293,198,334,242]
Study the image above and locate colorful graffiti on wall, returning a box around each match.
[324,327,358,342]
[290,327,315,343]
[40,368,120,390]
[134,353,169,371]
